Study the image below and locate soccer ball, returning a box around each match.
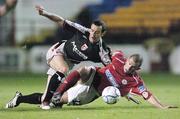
[102,86,121,104]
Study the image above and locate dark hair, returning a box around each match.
[92,20,107,33]
[130,54,143,69]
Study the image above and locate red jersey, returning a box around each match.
[94,51,151,100]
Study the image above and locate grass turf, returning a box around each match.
[0,72,180,119]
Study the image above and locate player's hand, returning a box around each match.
[35,5,44,15]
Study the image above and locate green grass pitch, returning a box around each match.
[0,72,180,119]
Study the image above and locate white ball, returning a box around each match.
[102,86,121,104]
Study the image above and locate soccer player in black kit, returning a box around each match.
[5,5,112,110]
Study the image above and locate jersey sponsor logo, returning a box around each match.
[142,91,149,99]
[138,85,146,93]
[121,79,127,85]
[105,69,119,87]
[71,41,88,59]
[81,44,88,51]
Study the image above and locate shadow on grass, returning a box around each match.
[0,105,156,112]
[61,105,155,111]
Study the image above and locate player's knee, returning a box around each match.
[78,67,89,75]
[78,66,95,81]
[56,66,69,74]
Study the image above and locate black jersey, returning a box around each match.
[62,20,111,65]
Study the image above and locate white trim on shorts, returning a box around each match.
[46,42,65,76]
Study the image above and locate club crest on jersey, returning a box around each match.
[142,91,149,99]
[81,44,88,51]
[121,79,127,85]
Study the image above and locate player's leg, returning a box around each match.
[54,69,81,96]
[50,69,81,106]
[5,92,43,108]
[41,69,66,109]
[51,84,99,108]
[53,66,95,100]
[17,93,42,105]
[51,66,96,105]
[65,84,99,106]
[41,43,68,109]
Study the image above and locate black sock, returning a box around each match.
[43,71,65,102]
[16,93,43,105]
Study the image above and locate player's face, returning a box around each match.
[124,58,137,74]
[89,24,102,43]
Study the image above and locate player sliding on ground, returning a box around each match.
[5,51,177,109]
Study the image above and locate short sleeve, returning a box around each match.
[130,83,152,100]
[63,20,89,34]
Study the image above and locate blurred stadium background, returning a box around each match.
[1,0,180,74]
[0,0,180,119]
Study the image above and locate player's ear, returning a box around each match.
[101,31,106,37]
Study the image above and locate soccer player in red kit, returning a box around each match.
[51,50,177,109]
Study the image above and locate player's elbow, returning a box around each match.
[57,21,64,27]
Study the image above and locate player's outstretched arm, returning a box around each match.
[35,5,64,26]
[146,94,178,109]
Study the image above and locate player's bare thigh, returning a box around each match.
[46,42,69,73]
[49,55,69,73]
